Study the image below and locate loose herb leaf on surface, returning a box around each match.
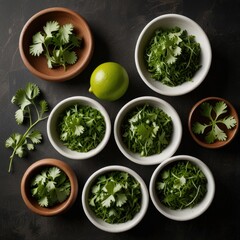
[58,104,106,152]
[192,101,237,143]
[29,21,82,70]
[145,27,201,86]
[156,161,207,209]
[121,104,173,156]
[31,166,71,207]
[5,83,49,173]
[89,171,142,224]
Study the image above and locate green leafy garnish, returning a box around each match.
[121,104,173,156]
[145,27,201,86]
[156,161,207,209]
[58,104,106,152]
[29,21,82,70]
[5,83,49,173]
[89,171,142,224]
[192,101,237,143]
[31,166,71,207]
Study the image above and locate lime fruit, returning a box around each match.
[89,62,129,101]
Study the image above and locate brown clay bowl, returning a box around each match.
[19,7,94,81]
[188,97,239,149]
[21,158,78,216]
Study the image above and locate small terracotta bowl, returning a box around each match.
[21,158,78,216]
[19,7,94,81]
[188,97,239,148]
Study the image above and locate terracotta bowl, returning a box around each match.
[188,97,239,148]
[21,158,78,216]
[19,7,94,81]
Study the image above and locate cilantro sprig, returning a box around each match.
[145,27,201,86]
[156,161,207,209]
[192,101,237,143]
[121,104,173,156]
[58,104,106,152]
[31,166,71,207]
[29,21,82,70]
[5,83,48,173]
[89,171,142,224]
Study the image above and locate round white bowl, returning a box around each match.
[149,155,215,221]
[81,165,149,233]
[47,96,111,159]
[114,96,182,165]
[135,14,212,96]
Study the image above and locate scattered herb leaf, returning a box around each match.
[5,83,49,173]
[156,161,207,209]
[89,171,142,224]
[192,101,237,143]
[145,27,201,86]
[121,104,173,156]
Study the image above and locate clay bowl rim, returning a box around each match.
[188,96,239,149]
[19,7,94,82]
[21,158,78,216]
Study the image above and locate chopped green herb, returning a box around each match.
[145,27,201,86]
[31,166,71,207]
[121,104,173,156]
[5,83,49,173]
[156,161,207,209]
[29,21,82,70]
[89,171,142,224]
[192,101,237,143]
[58,104,106,152]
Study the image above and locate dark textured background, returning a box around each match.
[1,0,240,239]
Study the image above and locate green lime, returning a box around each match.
[89,62,129,101]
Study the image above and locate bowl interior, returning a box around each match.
[47,97,111,159]
[189,97,239,148]
[114,97,182,165]
[19,7,93,81]
[149,155,215,221]
[135,14,212,96]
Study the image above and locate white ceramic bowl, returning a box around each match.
[135,14,212,96]
[81,165,149,233]
[114,96,182,165]
[47,96,111,159]
[149,155,215,221]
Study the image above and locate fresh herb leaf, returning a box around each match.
[29,21,82,70]
[121,104,173,156]
[5,83,49,173]
[145,27,201,86]
[156,161,207,209]
[192,101,237,143]
[89,171,142,224]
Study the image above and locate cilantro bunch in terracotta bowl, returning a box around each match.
[21,158,78,216]
[188,97,239,148]
[19,7,94,81]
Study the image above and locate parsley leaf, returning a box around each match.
[192,101,237,143]
[29,21,82,70]
[5,83,48,172]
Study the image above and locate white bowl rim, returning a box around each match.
[47,96,111,160]
[81,165,149,233]
[149,155,215,221]
[135,13,212,96]
[114,96,182,165]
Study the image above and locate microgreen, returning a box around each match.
[156,161,207,209]
[121,104,173,156]
[145,27,201,86]
[58,104,106,152]
[5,83,48,173]
[29,21,82,70]
[31,166,71,207]
[89,171,142,224]
[192,101,237,143]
